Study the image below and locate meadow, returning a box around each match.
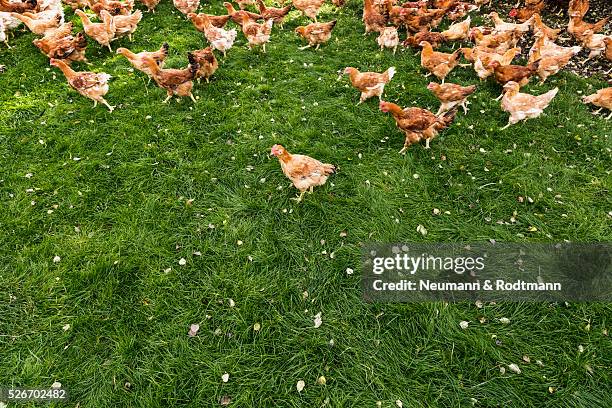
[1,1,611,406]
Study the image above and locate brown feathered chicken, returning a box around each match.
[198,13,237,56]
[173,0,199,15]
[75,9,115,51]
[531,13,561,41]
[489,11,533,34]
[236,0,255,9]
[604,37,612,62]
[363,0,387,34]
[50,58,114,110]
[427,82,476,115]
[377,26,399,53]
[568,2,608,42]
[419,41,461,82]
[241,15,273,52]
[0,0,38,13]
[188,12,230,30]
[10,11,61,35]
[270,144,335,202]
[579,30,609,63]
[489,60,539,87]
[528,35,581,83]
[379,100,457,152]
[295,20,336,50]
[500,81,558,129]
[145,52,199,103]
[116,42,168,78]
[89,0,134,16]
[471,47,521,80]
[223,1,260,25]
[582,87,612,119]
[191,47,218,82]
[441,15,470,41]
[471,28,519,53]
[112,9,142,41]
[343,66,395,104]
[403,30,446,49]
[256,0,291,28]
[292,0,325,22]
[33,24,88,63]
[139,0,160,12]
[508,0,544,23]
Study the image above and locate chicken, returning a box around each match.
[295,20,336,50]
[62,0,89,10]
[343,66,395,104]
[402,6,447,32]
[605,37,612,62]
[139,0,160,12]
[223,2,260,26]
[508,0,544,23]
[89,0,133,16]
[471,47,521,80]
[427,82,476,115]
[191,47,218,82]
[112,9,142,41]
[116,42,168,78]
[582,87,612,120]
[270,144,335,202]
[34,28,88,62]
[471,29,519,54]
[441,15,470,41]
[236,0,254,9]
[489,11,532,34]
[579,30,609,63]
[241,16,273,52]
[446,1,477,20]
[569,0,588,19]
[403,30,446,49]
[198,13,236,56]
[292,0,325,22]
[256,0,291,28]
[173,0,199,15]
[0,15,7,47]
[377,26,399,53]
[419,41,461,83]
[0,0,38,13]
[531,13,561,41]
[50,58,114,110]
[379,100,457,152]
[500,81,557,129]
[528,35,581,83]
[568,6,608,41]
[187,12,230,30]
[489,60,539,87]
[10,11,60,35]
[75,9,115,51]
[363,0,387,34]
[145,52,199,103]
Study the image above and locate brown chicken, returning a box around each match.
[145,52,199,103]
[33,24,88,63]
[295,20,336,50]
[500,81,558,129]
[112,9,142,41]
[582,87,612,120]
[403,6,447,32]
[377,26,399,53]
[489,60,539,87]
[0,0,38,13]
[419,41,461,82]
[139,0,160,12]
[427,82,476,115]
[569,0,589,19]
[197,13,237,56]
[188,12,230,30]
[604,37,612,62]
[379,100,457,152]
[568,1,608,42]
[529,35,581,83]
[531,13,561,41]
[363,0,387,34]
[270,144,335,202]
[580,30,609,63]
[75,9,116,51]
[50,58,114,111]
[471,29,519,54]
[10,12,61,35]
[236,0,255,9]
[508,0,544,23]
[116,42,168,78]
[173,0,199,15]
[441,15,470,41]
[471,47,521,80]
[223,2,260,26]
[256,0,291,28]
[489,11,533,34]
[89,0,134,16]
[343,66,395,104]
[292,0,325,22]
[241,16,273,52]
[403,30,446,49]
[191,47,218,82]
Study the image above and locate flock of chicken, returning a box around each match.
[0,0,611,201]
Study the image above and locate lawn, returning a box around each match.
[1,1,611,407]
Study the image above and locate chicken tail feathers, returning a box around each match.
[384,66,396,82]
[436,108,457,128]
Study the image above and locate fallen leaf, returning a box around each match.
[499,317,510,324]
[508,364,521,374]
[317,376,326,385]
[62,324,71,331]
[396,400,403,407]
[253,322,261,331]
[219,395,232,406]
[296,380,305,392]
[314,312,322,328]
[51,381,62,388]
[179,258,187,266]
[416,225,427,236]
[222,373,230,383]
[53,256,61,263]
[188,324,200,337]
[459,321,469,329]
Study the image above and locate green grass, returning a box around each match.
[1,1,611,406]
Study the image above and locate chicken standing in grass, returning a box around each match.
[295,20,336,50]
[10,12,61,35]
[75,9,115,51]
[343,66,395,104]
[241,15,273,52]
[427,82,476,115]
[145,52,199,103]
[500,81,558,129]
[271,144,335,203]
[377,26,399,53]
[255,0,291,28]
[112,9,142,41]
[582,87,612,120]
[292,0,325,22]
[50,58,114,111]
[173,0,199,16]
[198,13,236,56]
[419,41,461,83]
[116,42,168,79]
[191,46,218,82]
[187,12,230,30]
